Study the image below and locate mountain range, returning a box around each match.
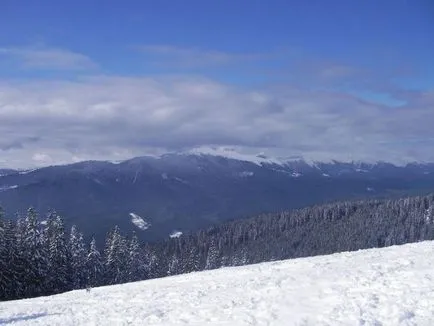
[1,149,434,244]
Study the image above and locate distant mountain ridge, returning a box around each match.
[1,151,434,244]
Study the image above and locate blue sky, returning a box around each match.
[0,0,433,167]
[2,0,433,85]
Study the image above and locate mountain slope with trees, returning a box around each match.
[1,154,434,244]
[1,193,433,301]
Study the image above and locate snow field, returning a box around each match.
[1,241,433,325]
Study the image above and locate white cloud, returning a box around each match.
[32,153,52,163]
[0,76,433,168]
[0,46,96,70]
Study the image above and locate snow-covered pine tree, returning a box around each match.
[44,212,70,294]
[182,244,200,273]
[167,253,181,276]
[86,237,103,288]
[0,219,20,300]
[141,243,159,279]
[0,208,8,299]
[6,216,28,299]
[103,226,128,285]
[69,225,87,290]
[22,208,48,297]
[205,238,220,270]
[126,233,141,282]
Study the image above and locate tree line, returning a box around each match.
[1,193,434,301]
[0,208,156,301]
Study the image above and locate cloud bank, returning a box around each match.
[0,75,433,168]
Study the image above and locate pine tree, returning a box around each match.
[69,225,87,289]
[183,244,200,273]
[1,219,20,300]
[22,208,48,297]
[103,226,128,284]
[86,237,103,288]
[45,212,70,294]
[7,216,27,299]
[205,238,219,270]
[141,243,159,279]
[126,233,141,282]
[0,208,8,299]
[167,254,181,276]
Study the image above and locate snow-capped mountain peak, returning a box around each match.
[185,146,285,166]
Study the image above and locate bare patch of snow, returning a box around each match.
[93,178,104,185]
[169,231,183,238]
[129,213,151,230]
[132,170,140,184]
[173,177,188,184]
[0,185,18,192]
[18,169,38,175]
[239,171,254,177]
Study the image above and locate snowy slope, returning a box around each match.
[186,146,285,165]
[1,242,434,326]
[129,212,151,230]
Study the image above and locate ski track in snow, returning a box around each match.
[1,241,434,325]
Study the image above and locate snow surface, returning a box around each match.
[129,213,151,230]
[187,146,285,166]
[0,185,18,192]
[169,231,183,238]
[238,171,254,177]
[2,241,434,325]
[18,169,38,175]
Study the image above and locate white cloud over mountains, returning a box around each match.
[0,75,433,168]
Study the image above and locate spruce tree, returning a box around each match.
[22,208,47,297]
[45,212,70,294]
[205,238,219,270]
[1,219,20,300]
[103,226,128,284]
[86,237,103,288]
[69,225,87,289]
[0,208,8,299]
[126,233,141,282]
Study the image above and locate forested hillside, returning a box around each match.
[1,193,433,301]
[2,155,434,244]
